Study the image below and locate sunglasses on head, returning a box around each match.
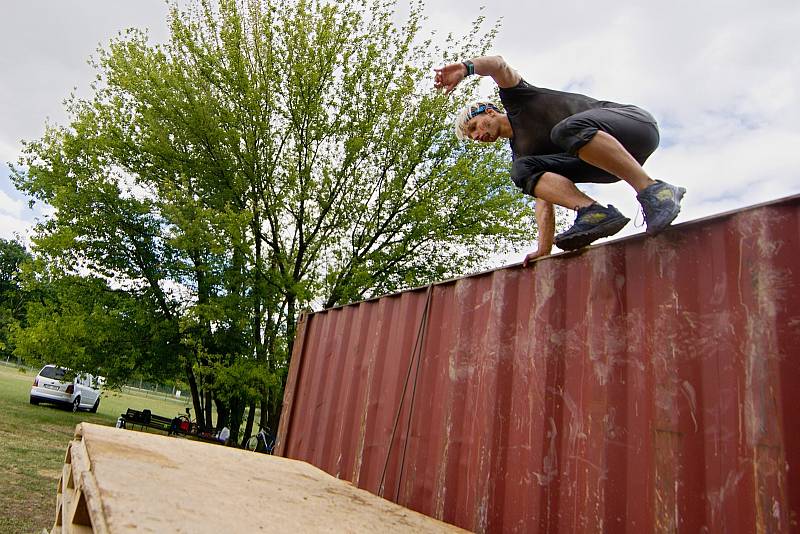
[467,104,499,121]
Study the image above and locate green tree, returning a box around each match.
[13,0,536,444]
[11,266,182,386]
[0,238,32,361]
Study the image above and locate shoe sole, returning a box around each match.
[555,216,631,251]
[645,187,686,235]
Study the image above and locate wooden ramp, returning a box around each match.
[52,423,468,533]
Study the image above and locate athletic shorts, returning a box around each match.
[510,105,660,197]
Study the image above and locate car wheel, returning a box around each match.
[89,398,100,413]
[72,396,81,412]
[30,396,39,405]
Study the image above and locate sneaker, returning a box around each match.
[637,180,686,235]
[554,203,630,251]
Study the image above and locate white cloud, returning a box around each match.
[432,0,800,258]
[0,212,31,242]
[2,0,799,261]
[0,139,23,175]
[0,2,174,240]
[0,181,37,242]
[0,189,24,219]
[0,2,173,155]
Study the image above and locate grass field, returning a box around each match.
[0,364,194,534]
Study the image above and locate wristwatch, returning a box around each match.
[462,60,475,76]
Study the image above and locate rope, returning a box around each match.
[378,284,434,498]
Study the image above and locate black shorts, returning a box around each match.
[510,105,660,196]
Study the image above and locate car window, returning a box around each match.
[39,366,67,380]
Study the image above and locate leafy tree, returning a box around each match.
[12,0,536,444]
[0,238,32,361]
[11,266,182,386]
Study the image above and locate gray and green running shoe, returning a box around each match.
[637,180,686,235]
[554,203,630,251]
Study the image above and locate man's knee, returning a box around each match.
[531,171,566,197]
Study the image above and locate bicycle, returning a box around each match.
[168,407,197,436]
[245,424,275,454]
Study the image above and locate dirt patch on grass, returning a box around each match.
[36,469,61,480]
[0,371,73,532]
[38,424,75,437]
[0,465,56,534]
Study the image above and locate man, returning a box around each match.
[434,55,685,265]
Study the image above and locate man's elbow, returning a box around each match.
[485,55,518,87]
[489,55,507,68]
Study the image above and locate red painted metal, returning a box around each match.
[275,195,800,533]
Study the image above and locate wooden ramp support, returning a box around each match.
[51,423,468,533]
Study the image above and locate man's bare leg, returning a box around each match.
[576,130,686,235]
[533,171,629,252]
[533,172,596,210]
[576,131,655,192]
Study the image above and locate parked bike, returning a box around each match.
[245,424,275,454]
[168,407,197,436]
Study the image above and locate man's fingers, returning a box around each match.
[523,251,547,266]
[433,80,455,94]
[433,66,459,94]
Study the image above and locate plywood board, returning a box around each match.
[52,423,468,533]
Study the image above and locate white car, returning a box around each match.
[29,365,101,413]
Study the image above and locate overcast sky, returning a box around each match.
[2,0,799,263]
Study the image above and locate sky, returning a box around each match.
[1,0,799,264]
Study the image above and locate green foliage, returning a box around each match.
[198,355,278,405]
[0,238,32,359]
[0,239,29,287]
[10,267,182,386]
[11,0,536,442]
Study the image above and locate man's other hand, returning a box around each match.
[522,248,550,267]
[434,63,466,94]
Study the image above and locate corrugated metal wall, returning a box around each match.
[275,195,800,533]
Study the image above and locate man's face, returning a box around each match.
[466,110,499,143]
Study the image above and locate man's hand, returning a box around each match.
[435,56,521,94]
[434,63,467,94]
[523,247,551,267]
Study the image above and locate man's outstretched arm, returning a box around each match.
[523,198,554,266]
[434,55,521,94]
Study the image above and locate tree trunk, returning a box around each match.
[259,396,270,430]
[228,397,241,446]
[185,363,204,430]
[242,400,256,444]
[286,294,296,359]
[214,397,229,433]
[266,385,284,437]
[203,389,213,432]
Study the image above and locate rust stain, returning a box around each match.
[277,196,800,533]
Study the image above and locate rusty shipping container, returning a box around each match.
[275,195,800,533]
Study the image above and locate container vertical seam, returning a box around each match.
[379,285,434,498]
